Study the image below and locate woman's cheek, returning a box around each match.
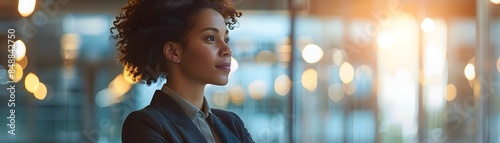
[188,45,215,66]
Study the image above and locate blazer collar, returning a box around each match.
[150,90,207,143]
[208,114,241,143]
[150,90,241,143]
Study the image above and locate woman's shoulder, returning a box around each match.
[123,106,165,129]
[125,105,162,121]
[122,106,178,143]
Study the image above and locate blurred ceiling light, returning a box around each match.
[332,49,344,66]
[377,31,395,49]
[34,82,47,100]
[302,44,323,64]
[229,86,245,105]
[328,83,343,102]
[274,74,291,96]
[25,73,39,93]
[230,57,239,74]
[212,90,229,107]
[18,0,36,17]
[339,62,355,84]
[14,40,27,61]
[491,0,500,4]
[464,63,475,80]
[445,84,457,101]
[61,34,81,60]
[248,80,266,100]
[301,68,318,92]
[421,18,436,33]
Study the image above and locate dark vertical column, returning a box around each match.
[287,0,296,142]
[417,0,427,142]
[83,64,97,142]
[476,0,492,142]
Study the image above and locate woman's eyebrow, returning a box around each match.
[201,27,229,34]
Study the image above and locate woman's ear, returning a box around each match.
[163,42,182,63]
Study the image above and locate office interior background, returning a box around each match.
[1,0,500,142]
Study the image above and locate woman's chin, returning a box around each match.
[210,80,228,86]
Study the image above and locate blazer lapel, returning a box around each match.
[150,90,208,143]
[208,114,241,143]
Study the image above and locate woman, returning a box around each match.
[111,0,254,142]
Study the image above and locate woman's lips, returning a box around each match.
[215,64,231,72]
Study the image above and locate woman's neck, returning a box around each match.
[166,75,206,110]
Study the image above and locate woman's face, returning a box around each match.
[178,8,232,85]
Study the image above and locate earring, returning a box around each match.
[176,59,180,63]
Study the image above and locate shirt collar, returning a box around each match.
[160,84,212,119]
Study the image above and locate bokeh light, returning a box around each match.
[10,63,24,83]
[277,45,291,62]
[18,56,28,69]
[14,40,27,61]
[229,86,245,105]
[343,82,357,96]
[328,83,343,101]
[255,50,276,65]
[302,44,323,64]
[355,65,373,82]
[339,62,355,84]
[491,0,500,4]
[473,80,481,97]
[377,31,395,49]
[18,0,36,17]
[95,89,114,107]
[445,84,457,101]
[109,74,132,102]
[248,80,266,100]
[301,68,318,92]
[212,90,229,107]
[34,82,47,100]
[25,73,40,93]
[332,49,344,66]
[230,57,239,73]
[61,34,81,59]
[464,63,475,80]
[421,17,436,33]
[274,74,291,96]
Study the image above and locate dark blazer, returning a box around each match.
[122,90,254,143]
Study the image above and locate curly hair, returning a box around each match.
[111,0,241,85]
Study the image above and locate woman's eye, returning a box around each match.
[224,37,230,43]
[206,35,216,42]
